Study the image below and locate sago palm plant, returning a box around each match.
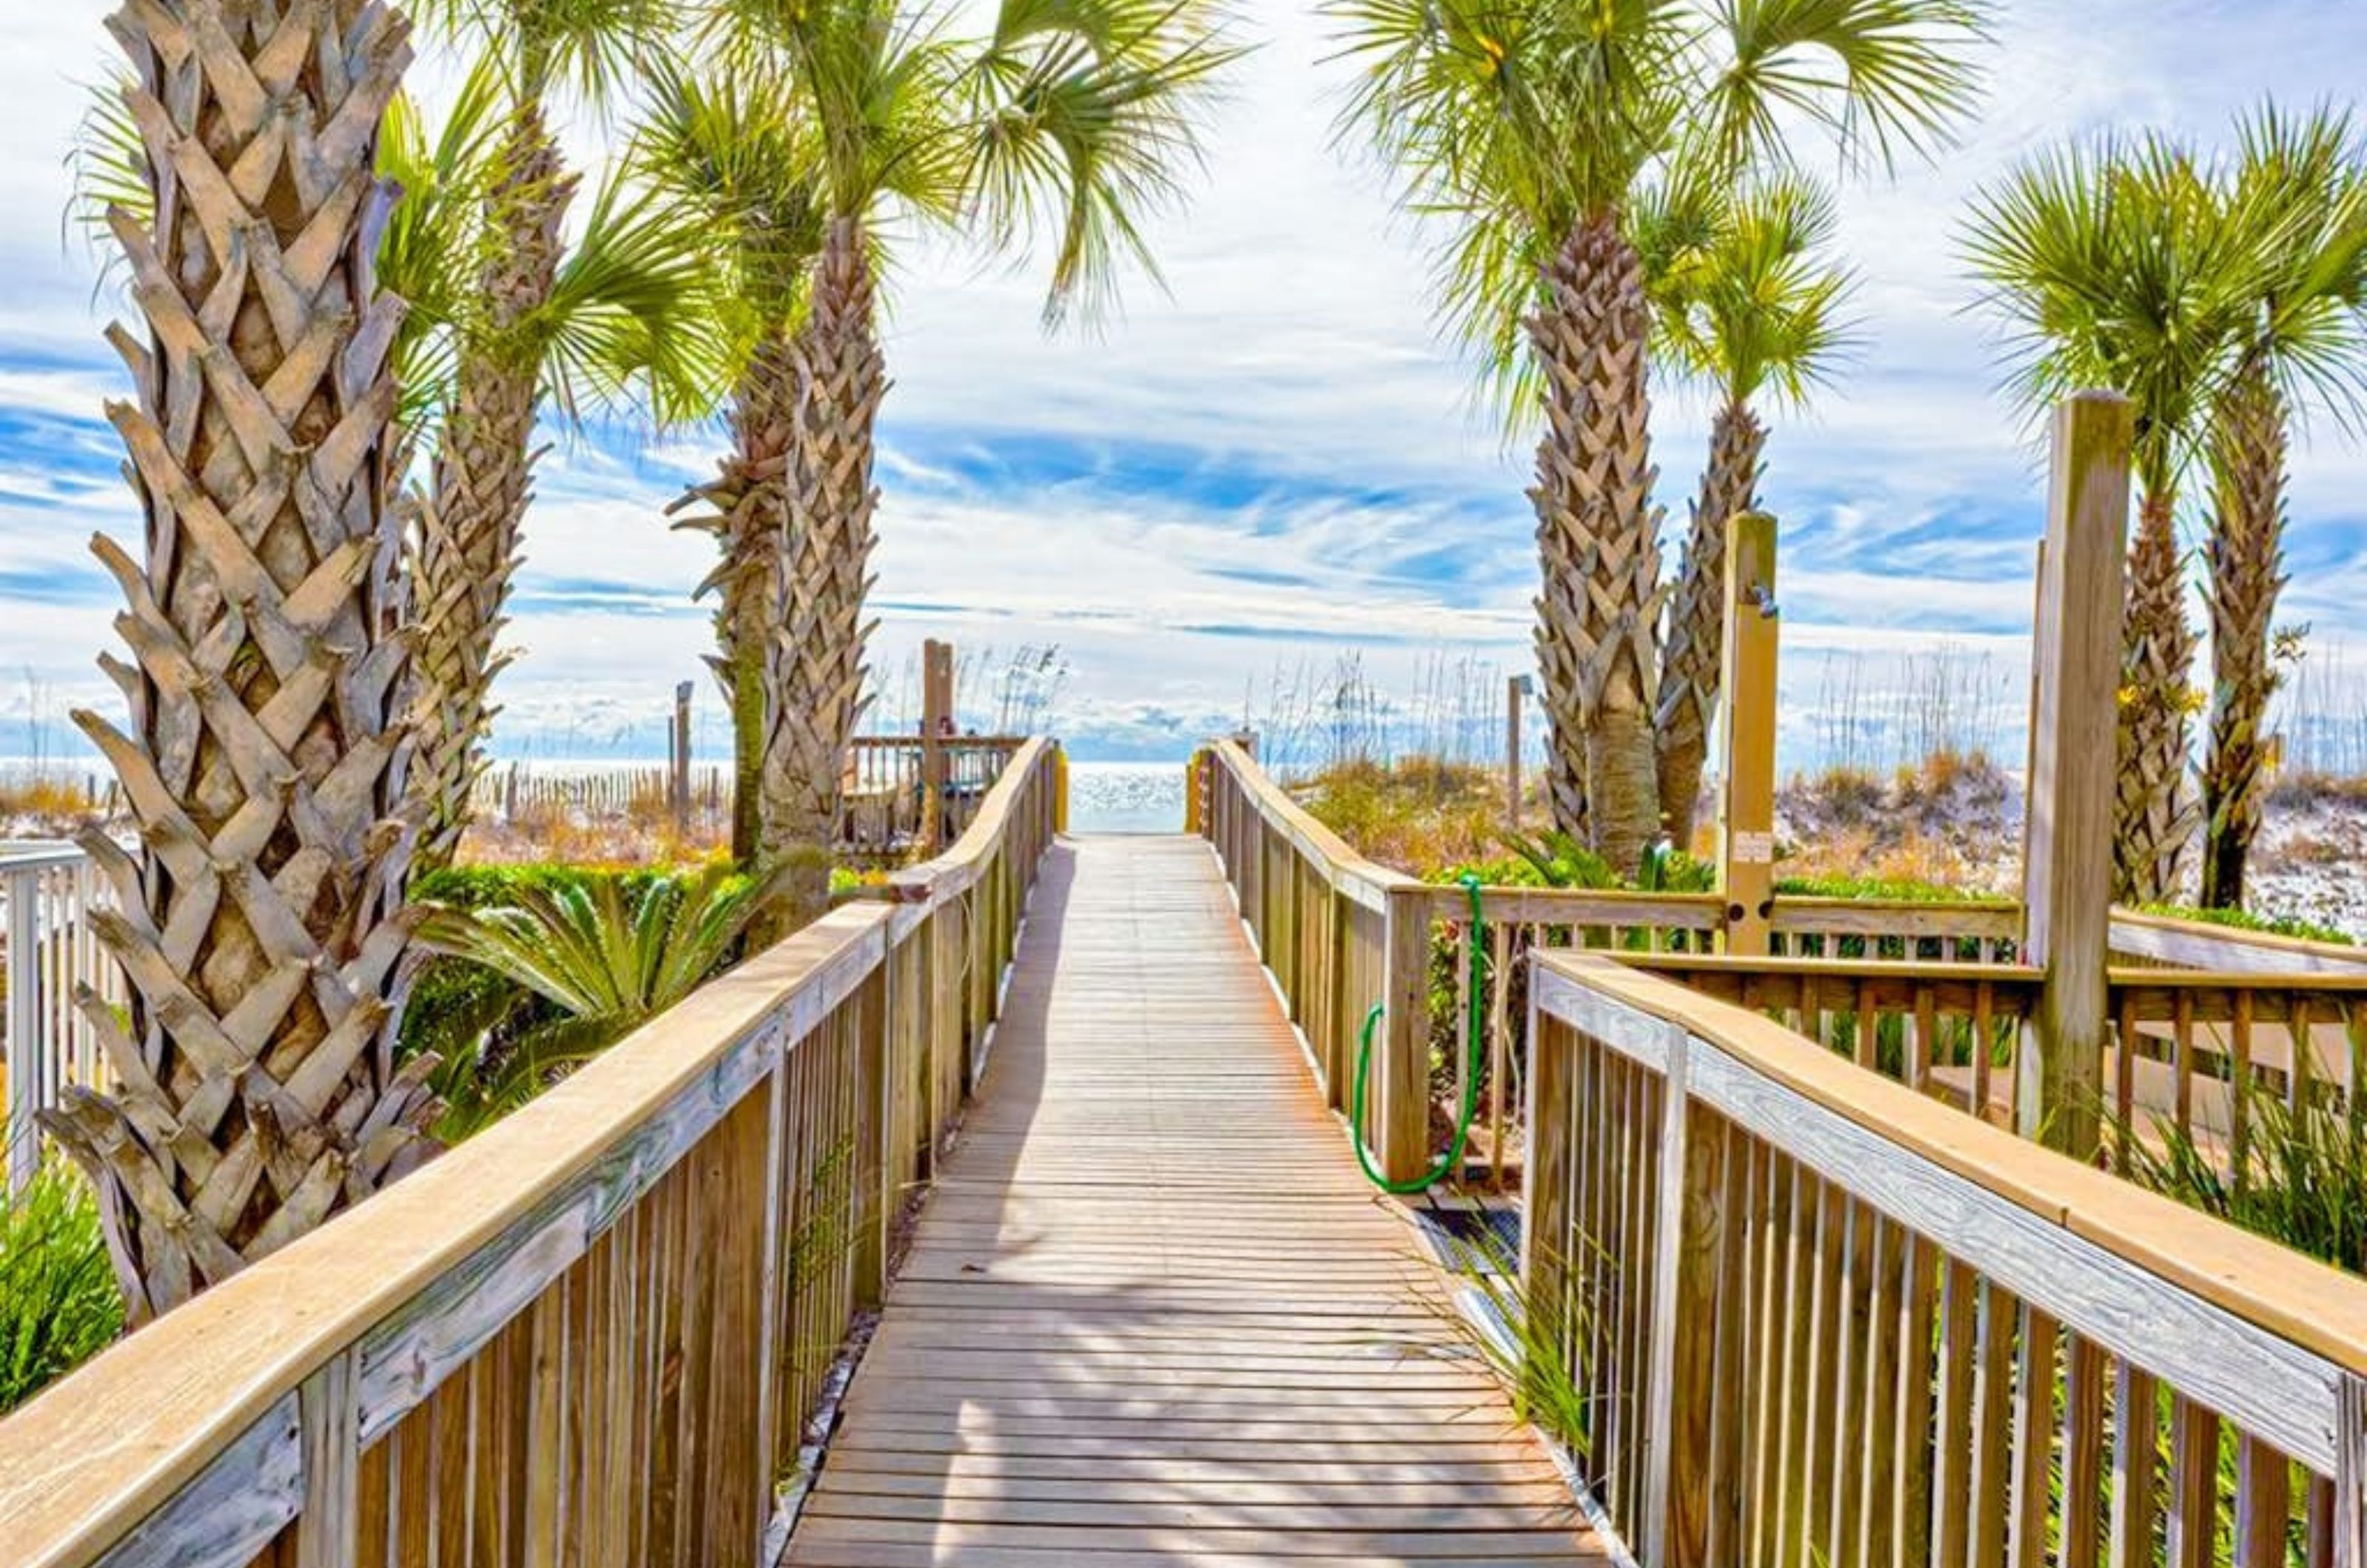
[1962,134,2255,904]
[1652,175,1855,849]
[419,865,784,1138]
[402,0,718,872]
[51,0,439,1319]
[708,0,1238,929]
[2198,105,2367,910]
[1328,0,1990,872]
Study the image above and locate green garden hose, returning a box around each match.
[1351,873,1486,1194]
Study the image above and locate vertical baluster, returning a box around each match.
[2059,1332,2106,1568]
[2167,1396,2221,1568]
[2106,1362,2160,1568]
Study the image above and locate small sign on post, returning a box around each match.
[1716,513,1780,957]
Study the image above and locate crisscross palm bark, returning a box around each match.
[763,215,884,927]
[2114,493,2201,902]
[2201,359,2291,909]
[1529,214,1666,870]
[675,332,799,865]
[1655,400,1764,849]
[407,105,575,871]
[48,0,439,1322]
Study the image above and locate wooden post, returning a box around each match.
[5,866,41,1194]
[921,640,954,854]
[1507,676,1527,830]
[1380,885,1434,1186]
[671,680,693,837]
[1718,513,1780,958]
[2019,391,2133,1159]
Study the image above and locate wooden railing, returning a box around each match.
[1195,739,2367,1183]
[1527,950,2367,1568]
[1,842,129,1194]
[1192,742,2041,1186]
[0,738,1064,1568]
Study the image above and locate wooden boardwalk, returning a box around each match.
[787,837,1603,1567]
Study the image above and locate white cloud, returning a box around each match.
[3,1,2367,763]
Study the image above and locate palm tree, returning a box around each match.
[402,0,706,872]
[1962,135,2252,904]
[1652,175,1854,849]
[1330,0,1990,871]
[712,0,1237,927]
[2198,106,2367,909]
[642,62,831,868]
[47,0,436,1320]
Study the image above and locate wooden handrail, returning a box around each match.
[0,740,1066,1568]
[2110,908,2367,974]
[1527,950,2367,1567]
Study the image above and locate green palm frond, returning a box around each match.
[418,864,789,1139]
[1706,0,1993,177]
[63,75,147,255]
[1977,103,2367,451]
[411,0,681,108]
[1328,0,1987,425]
[1651,170,1858,410]
[966,0,1243,325]
[534,172,733,428]
[2224,99,2367,435]
[633,57,830,350]
[377,61,510,430]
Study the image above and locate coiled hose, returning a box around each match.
[1350,872,1485,1194]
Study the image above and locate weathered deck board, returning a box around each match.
[786,837,1603,1567]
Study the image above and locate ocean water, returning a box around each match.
[1067,761,1187,834]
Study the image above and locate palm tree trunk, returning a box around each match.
[763,214,884,930]
[47,0,439,1321]
[2200,359,2291,910]
[676,332,798,865]
[407,103,574,873]
[1654,399,1764,852]
[2113,489,2200,903]
[1528,212,1666,871]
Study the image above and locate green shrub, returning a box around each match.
[2137,902,2354,947]
[0,1161,124,1414]
[413,864,780,1140]
[1774,872,1991,903]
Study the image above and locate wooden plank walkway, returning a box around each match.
[787,836,1603,1567]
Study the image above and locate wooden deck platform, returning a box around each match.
[786,836,1603,1567]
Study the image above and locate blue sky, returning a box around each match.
[4,1,2367,766]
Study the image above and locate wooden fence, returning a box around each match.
[1526,950,2367,1568]
[469,737,1027,858]
[0,738,1063,1568]
[1,842,129,1194]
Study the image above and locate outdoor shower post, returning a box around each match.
[1717,513,1780,958]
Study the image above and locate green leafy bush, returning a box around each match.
[413,864,781,1139]
[0,1161,124,1414]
